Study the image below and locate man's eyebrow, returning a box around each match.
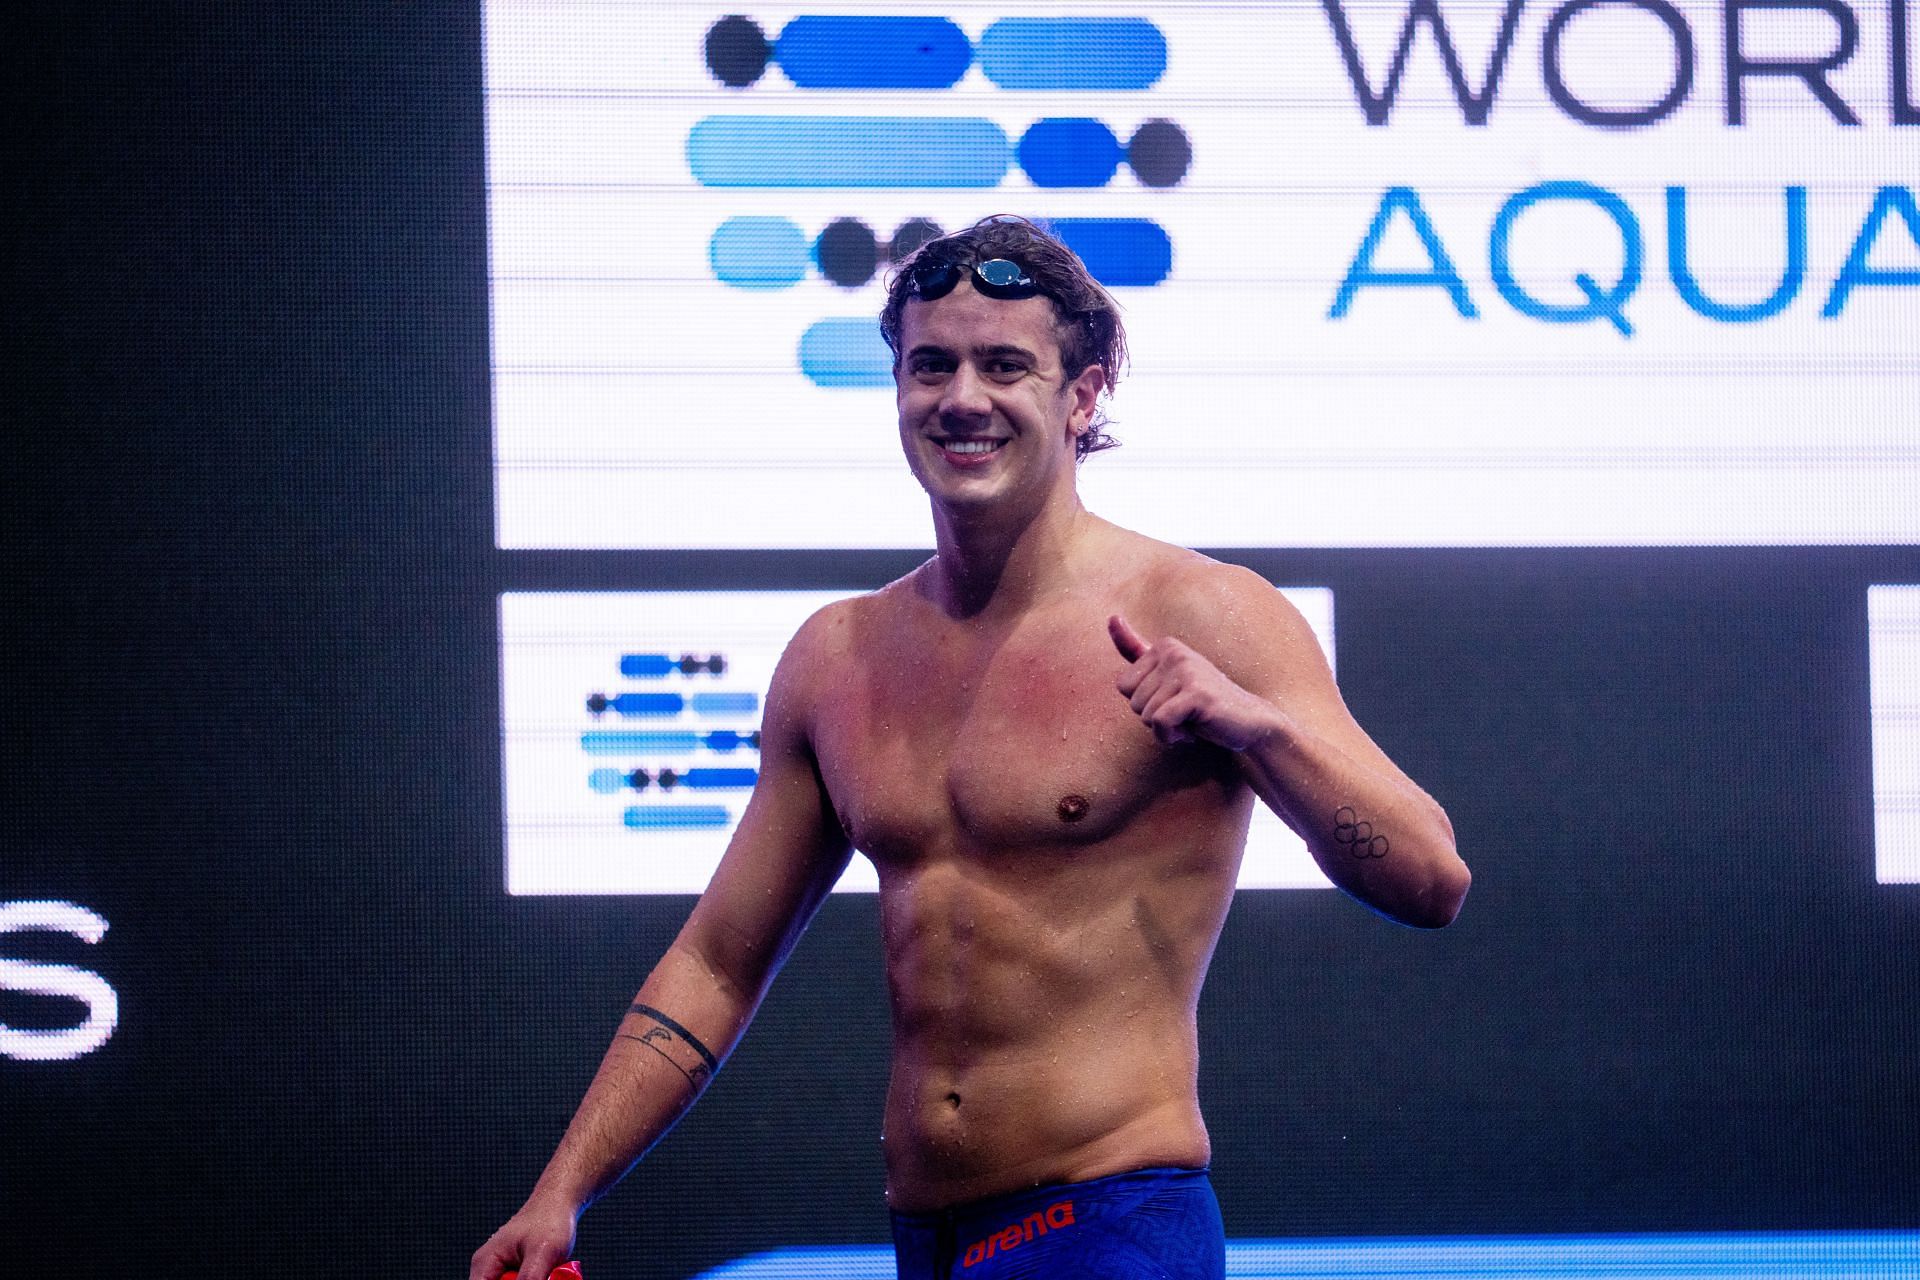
[904,341,1042,364]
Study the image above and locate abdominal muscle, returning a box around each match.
[874,836,1239,1213]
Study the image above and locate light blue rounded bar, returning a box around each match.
[581,730,699,755]
[624,805,731,830]
[691,691,760,716]
[710,217,809,290]
[799,318,893,388]
[978,18,1167,90]
[688,117,1010,188]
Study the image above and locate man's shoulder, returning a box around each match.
[780,565,930,666]
[1125,540,1289,626]
[1114,539,1314,672]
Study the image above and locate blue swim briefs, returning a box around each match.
[889,1165,1224,1280]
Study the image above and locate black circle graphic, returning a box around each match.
[816,218,879,288]
[705,16,771,87]
[889,217,944,262]
[1127,120,1192,188]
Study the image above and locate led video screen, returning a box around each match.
[485,0,1920,550]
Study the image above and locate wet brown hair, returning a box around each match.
[880,215,1127,460]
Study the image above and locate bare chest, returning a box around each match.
[814,617,1175,858]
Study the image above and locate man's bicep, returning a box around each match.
[1209,566,1424,793]
[674,614,853,1003]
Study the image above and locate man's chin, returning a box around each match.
[915,472,1007,509]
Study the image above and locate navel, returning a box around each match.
[1057,794,1090,823]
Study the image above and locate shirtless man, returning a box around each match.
[471,216,1470,1280]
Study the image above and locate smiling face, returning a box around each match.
[895,280,1104,517]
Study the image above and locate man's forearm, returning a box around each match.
[1238,712,1469,928]
[529,943,757,1211]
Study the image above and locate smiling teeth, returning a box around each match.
[947,440,1001,454]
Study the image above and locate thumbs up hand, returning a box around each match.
[1108,615,1275,752]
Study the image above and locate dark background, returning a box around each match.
[3,4,1916,1276]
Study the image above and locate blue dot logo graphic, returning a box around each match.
[692,19,1187,390]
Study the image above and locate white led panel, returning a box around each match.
[486,2,1920,549]
[500,587,1336,894]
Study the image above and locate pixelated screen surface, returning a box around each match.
[486,1,1920,549]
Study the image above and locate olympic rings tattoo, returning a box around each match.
[1333,805,1390,859]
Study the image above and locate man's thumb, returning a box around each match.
[1108,614,1148,662]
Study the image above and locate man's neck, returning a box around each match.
[925,487,1093,621]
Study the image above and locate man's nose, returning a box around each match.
[938,363,992,420]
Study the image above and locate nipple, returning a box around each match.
[1057,794,1090,823]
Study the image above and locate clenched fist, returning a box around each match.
[470,1190,579,1280]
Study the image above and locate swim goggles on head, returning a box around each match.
[906,257,1040,301]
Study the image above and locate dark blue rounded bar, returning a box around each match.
[1050,219,1174,287]
[979,18,1167,89]
[775,16,971,89]
[609,692,685,717]
[681,768,760,790]
[1018,118,1123,188]
[688,117,1009,187]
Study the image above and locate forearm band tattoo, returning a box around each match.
[1333,805,1390,859]
[624,1002,719,1088]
